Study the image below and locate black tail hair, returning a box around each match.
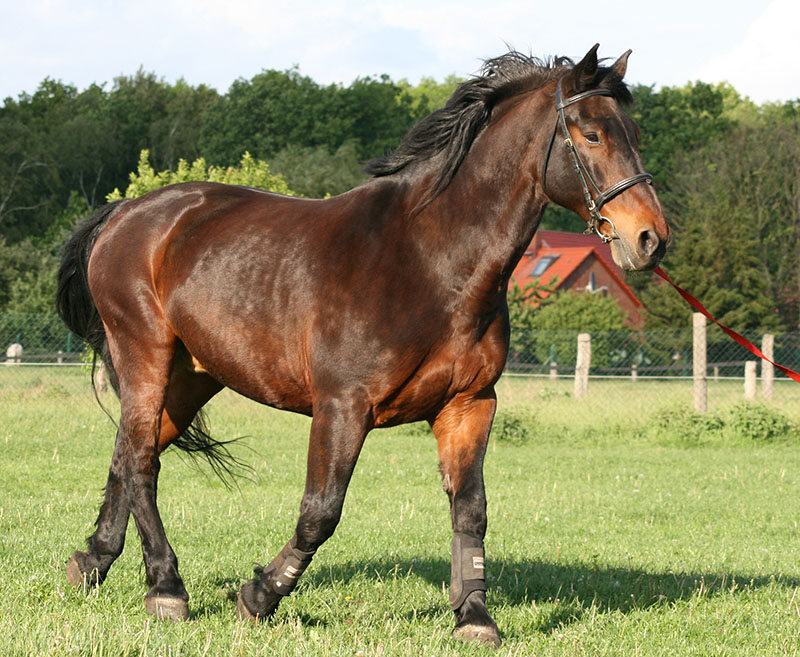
[56,201,248,487]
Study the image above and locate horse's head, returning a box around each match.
[543,45,670,271]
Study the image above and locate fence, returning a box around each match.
[3,313,800,423]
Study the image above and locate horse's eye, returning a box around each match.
[584,132,601,145]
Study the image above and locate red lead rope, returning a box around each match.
[654,267,800,383]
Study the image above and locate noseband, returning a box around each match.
[546,77,653,243]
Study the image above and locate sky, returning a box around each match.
[1,0,799,104]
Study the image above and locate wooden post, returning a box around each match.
[744,361,757,401]
[693,313,707,413]
[631,363,638,382]
[574,333,590,399]
[549,362,558,379]
[761,334,774,399]
[96,362,108,392]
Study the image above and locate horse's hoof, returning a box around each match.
[145,595,190,622]
[66,552,98,590]
[453,623,502,648]
[236,592,260,624]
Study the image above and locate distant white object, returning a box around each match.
[5,343,23,365]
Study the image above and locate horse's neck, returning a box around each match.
[411,123,549,310]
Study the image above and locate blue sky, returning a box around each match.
[2,0,798,104]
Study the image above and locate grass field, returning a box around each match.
[2,371,800,655]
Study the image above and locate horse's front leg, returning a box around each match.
[237,396,370,621]
[431,388,501,647]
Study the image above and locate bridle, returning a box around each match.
[545,76,653,243]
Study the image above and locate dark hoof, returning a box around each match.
[236,592,260,624]
[145,595,190,622]
[236,579,280,623]
[66,551,100,590]
[453,623,502,647]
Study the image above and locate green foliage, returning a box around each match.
[654,406,726,443]
[269,141,368,198]
[507,278,559,360]
[199,68,416,165]
[655,402,796,445]
[397,74,464,119]
[723,402,797,443]
[630,81,734,185]
[107,150,293,200]
[0,74,218,244]
[529,290,628,367]
[490,408,535,445]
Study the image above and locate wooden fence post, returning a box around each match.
[693,313,707,413]
[761,334,774,399]
[744,361,757,401]
[574,333,590,399]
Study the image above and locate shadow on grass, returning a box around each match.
[291,555,798,635]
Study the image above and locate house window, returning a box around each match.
[531,254,559,277]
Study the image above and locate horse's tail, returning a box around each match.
[56,201,124,377]
[57,201,249,487]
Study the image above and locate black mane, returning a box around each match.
[366,51,632,201]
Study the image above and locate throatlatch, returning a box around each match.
[450,532,487,610]
[256,534,316,596]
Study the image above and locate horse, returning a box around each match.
[56,44,669,646]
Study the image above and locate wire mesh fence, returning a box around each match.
[2,313,800,424]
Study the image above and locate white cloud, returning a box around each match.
[694,0,800,103]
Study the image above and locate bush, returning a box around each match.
[107,150,293,201]
[530,291,628,368]
[723,403,796,443]
[655,403,796,444]
[491,409,535,445]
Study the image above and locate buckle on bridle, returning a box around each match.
[584,214,618,244]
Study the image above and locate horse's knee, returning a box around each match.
[296,504,341,550]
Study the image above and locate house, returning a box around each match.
[510,230,644,326]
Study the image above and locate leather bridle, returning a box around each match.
[545,76,654,243]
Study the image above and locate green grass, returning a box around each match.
[2,375,800,655]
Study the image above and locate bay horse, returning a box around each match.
[56,44,669,646]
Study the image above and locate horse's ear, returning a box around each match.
[572,44,600,91]
[612,49,632,79]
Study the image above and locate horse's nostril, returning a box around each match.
[638,229,661,258]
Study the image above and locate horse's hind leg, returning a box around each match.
[237,396,370,621]
[67,326,199,620]
[67,358,221,596]
[67,425,133,590]
[431,389,501,647]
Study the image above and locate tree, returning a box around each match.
[529,290,628,367]
[397,74,463,120]
[107,150,293,201]
[199,68,349,165]
[506,278,558,361]
[269,141,367,198]
[637,111,797,332]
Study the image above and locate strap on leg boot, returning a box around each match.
[449,532,487,610]
[256,533,316,596]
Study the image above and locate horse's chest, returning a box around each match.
[372,322,508,427]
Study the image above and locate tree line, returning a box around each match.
[1,65,798,335]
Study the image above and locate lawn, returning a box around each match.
[2,373,800,655]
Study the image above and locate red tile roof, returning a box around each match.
[533,230,620,275]
[512,232,642,310]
